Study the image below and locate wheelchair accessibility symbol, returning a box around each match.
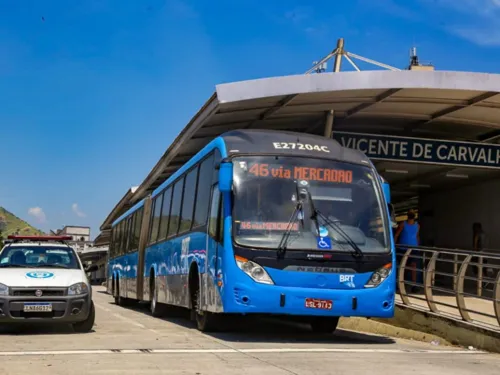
[316,237,332,250]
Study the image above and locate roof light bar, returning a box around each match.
[7,235,73,242]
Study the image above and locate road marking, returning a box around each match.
[94,303,146,329]
[0,348,486,356]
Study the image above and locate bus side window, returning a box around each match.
[209,185,223,243]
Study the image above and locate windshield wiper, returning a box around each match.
[276,201,303,258]
[36,264,68,269]
[278,185,304,257]
[297,180,363,260]
[314,209,364,259]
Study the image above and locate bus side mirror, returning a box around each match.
[388,203,398,229]
[219,161,233,193]
[382,180,391,204]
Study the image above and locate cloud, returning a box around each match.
[367,0,500,46]
[72,203,86,218]
[420,0,500,46]
[28,207,47,224]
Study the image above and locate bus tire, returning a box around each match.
[190,270,219,332]
[150,274,166,317]
[73,301,95,333]
[114,278,131,307]
[310,317,339,333]
[113,278,122,305]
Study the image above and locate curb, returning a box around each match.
[338,317,452,346]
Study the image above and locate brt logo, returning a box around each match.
[339,274,355,288]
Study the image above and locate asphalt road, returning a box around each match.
[0,286,498,374]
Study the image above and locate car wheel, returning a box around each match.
[73,301,96,333]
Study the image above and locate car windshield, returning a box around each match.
[0,245,80,269]
[232,156,390,253]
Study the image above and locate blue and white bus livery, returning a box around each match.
[107,129,395,333]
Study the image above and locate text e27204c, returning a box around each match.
[272,142,330,153]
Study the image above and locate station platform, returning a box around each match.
[379,245,500,353]
[398,292,498,328]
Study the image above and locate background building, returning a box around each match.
[50,225,93,253]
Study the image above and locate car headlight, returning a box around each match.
[68,282,89,295]
[365,263,392,288]
[235,256,274,285]
[0,283,9,296]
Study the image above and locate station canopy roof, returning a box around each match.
[100,69,500,231]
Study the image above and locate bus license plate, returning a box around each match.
[305,298,332,310]
[23,303,52,312]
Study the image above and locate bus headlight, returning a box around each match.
[68,282,89,295]
[235,256,274,285]
[0,283,9,296]
[365,263,392,288]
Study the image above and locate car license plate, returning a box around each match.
[23,303,52,312]
[305,298,332,310]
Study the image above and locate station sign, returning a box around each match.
[332,131,500,169]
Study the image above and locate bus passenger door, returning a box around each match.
[204,184,223,312]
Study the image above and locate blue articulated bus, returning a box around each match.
[107,129,395,332]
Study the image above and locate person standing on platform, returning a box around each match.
[394,209,422,291]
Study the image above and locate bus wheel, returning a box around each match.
[196,310,219,332]
[150,277,166,317]
[310,317,339,333]
[114,279,123,306]
[191,276,219,332]
[114,279,131,307]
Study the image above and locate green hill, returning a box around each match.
[0,206,45,240]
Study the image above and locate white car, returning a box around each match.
[0,235,97,332]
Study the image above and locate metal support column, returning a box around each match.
[333,38,344,72]
[324,110,334,138]
[305,37,401,74]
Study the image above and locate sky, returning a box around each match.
[1,0,500,239]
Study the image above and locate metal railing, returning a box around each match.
[396,245,500,330]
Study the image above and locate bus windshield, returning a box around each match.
[232,156,390,253]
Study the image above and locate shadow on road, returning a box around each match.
[115,300,395,345]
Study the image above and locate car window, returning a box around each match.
[0,246,80,269]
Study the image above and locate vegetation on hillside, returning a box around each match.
[0,206,45,247]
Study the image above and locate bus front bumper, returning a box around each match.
[224,282,395,318]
